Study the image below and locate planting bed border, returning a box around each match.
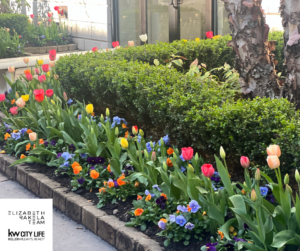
[24,44,77,54]
[0,114,162,251]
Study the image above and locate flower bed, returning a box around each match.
[0,47,300,250]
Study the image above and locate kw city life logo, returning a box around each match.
[7,210,46,241]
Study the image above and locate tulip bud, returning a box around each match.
[115,127,119,137]
[163,162,167,171]
[15,92,19,98]
[295,170,300,183]
[251,189,257,202]
[151,151,156,162]
[160,138,164,147]
[23,58,29,64]
[286,184,292,195]
[284,174,289,185]
[54,74,59,80]
[187,164,194,173]
[195,153,199,161]
[106,108,110,116]
[255,168,261,181]
[51,100,55,105]
[139,129,144,137]
[220,146,226,159]
[100,114,104,123]
[144,150,149,159]
[240,156,250,169]
[150,141,154,148]
[49,61,55,67]
[173,153,177,160]
[8,66,15,73]
[63,92,67,101]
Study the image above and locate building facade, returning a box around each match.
[16,0,231,50]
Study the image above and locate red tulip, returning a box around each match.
[0,94,6,102]
[10,106,18,115]
[45,89,54,97]
[30,14,34,19]
[33,89,44,102]
[49,49,56,61]
[61,10,64,15]
[26,73,33,81]
[92,47,98,52]
[54,6,59,11]
[181,147,194,161]
[206,31,213,39]
[47,12,52,17]
[42,64,50,73]
[112,41,120,48]
[48,19,52,22]
[57,10,60,14]
[38,75,46,83]
[201,164,215,178]
[240,156,250,169]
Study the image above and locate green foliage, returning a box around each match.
[0,27,24,58]
[0,14,29,36]
[268,31,285,75]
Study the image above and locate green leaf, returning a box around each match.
[229,195,246,231]
[220,218,237,240]
[271,230,300,248]
[10,157,46,166]
[214,155,234,196]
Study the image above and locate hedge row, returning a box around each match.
[0,14,29,36]
[55,51,299,173]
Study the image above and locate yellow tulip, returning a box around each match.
[47,72,50,77]
[86,104,94,114]
[212,35,221,39]
[195,38,200,41]
[37,60,44,66]
[120,138,128,148]
[21,95,29,102]
[51,100,55,105]
[183,39,187,42]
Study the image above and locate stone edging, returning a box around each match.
[0,111,162,251]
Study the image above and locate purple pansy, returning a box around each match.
[155,196,167,210]
[233,237,246,242]
[175,216,186,226]
[206,243,218,251]
[44,141,49,147]
[87,157,105,165]
[158,220,166,230]
[177,205,188,213]
[78,177,85,185]
[188,200,201,213]
[51,140,56,146]
[169,215,175,223]
[185,222,195,230]
[56,152,62,158]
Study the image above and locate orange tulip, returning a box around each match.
[267,155,280,169]
[167,148,174,155]
[166,158,173,167]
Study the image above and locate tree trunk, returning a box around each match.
[280,0,300,106]
[222,0,280,98]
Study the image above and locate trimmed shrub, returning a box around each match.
[0,14,29,36]
[55,51,300,173]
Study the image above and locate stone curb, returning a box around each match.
[0,154,162,251]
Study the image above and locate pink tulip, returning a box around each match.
[42,64,49,73]
[266,145,281,157]
[0,94,6,102]
[26,73,33,81]
[23,58,29,64]
[206,31,213,39]
[47,12,52,17]
[201,164,215,178]
[151,151,156,162]
[49,61,55,68]
[38,75,46,83]
[267,155,280,169]
[128,41,134,47]
[35,68,40,75]
[16,98,25,108]
[92,47,98,52]
[240,156,250,169]
[10,106,18,115]
[181,147,194,161]
[8,66,15,73]
[112,41,120,48]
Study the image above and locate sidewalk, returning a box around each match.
[0,172,117,251]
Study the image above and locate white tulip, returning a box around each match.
[139,34,148,43]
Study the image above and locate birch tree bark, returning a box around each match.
[280,0,300,106]
[222,0,280,98]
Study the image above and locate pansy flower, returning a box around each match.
[152,184,161,191]
[175,215,186,226]
[177,205,188,213]
[206,243,218,251]
[260,187,268,196]
[188,200,201,213]
[87,157,105,165]
[185,222,195,230]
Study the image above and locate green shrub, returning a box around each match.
[0,27,24,58]
[55,51,300,173]
[268,31,285,75]
[0,14,29,36]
